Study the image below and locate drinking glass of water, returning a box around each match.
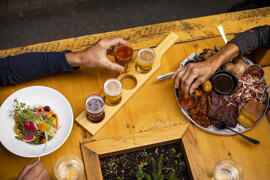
[214,159,243,180]
[54,154,84,180]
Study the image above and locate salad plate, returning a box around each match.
[0,86,73,157]
[175,52,269,135]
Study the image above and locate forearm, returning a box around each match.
[0,51,77,86]
[206,43,240,71]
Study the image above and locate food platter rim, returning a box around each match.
[175,52,268,136]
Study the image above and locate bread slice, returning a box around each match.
[242,98,265,122]
[240,109,257,122]
[238,114,254,128]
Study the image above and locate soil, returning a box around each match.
[100,141,190,180]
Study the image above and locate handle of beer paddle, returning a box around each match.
[154,32,179,59]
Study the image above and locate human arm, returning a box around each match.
[173,43,240,93]
[65,38,128,71]
[17,162,49,180]
[173,25,270,94]
[230,25,270,55]
[0,38,127,86]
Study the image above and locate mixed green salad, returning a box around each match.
[10,99,59,144]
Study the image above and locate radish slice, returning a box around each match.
[23,133,35,142]
[24,120,38,131]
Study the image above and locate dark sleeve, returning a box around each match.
[229,25,270,56]
[0,51,79,86]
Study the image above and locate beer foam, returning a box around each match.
[104,78,122,96]
[138,48,155,63]
[140,51,153,61]
[85,95,104,114]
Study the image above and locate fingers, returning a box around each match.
[181,71,193,93]
[102,58,125,73]
[30,162,44,176]
[99,38,128,49]
[36,164,49,180]
[181,65,200,93]
[172,68,181,79]
[189,78,204,94]
[173,63,203,93]
[173,68,186,89]
[17,161,38,180]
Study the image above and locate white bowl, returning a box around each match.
[0,86,73,158]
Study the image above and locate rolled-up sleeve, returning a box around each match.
[0,51,79,86]
[229,25,270,56]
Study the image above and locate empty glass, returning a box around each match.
[214,159,243,180]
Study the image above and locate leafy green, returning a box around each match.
[10,99,58,145]
[9,99,26,117]
[44,116,53,126]
[17,109,40,124]
[33,138,40,144]
[15,136,23,141]
[48,136,53,141]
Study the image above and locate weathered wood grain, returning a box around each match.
[182,126,208,180]
[81,144,103,180]
[83,123,188,156]
[0,7,270,180]
[1,7,269,58]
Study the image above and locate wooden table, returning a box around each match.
[1,7,270,180]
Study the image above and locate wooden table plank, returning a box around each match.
[0,7,270,180]
[0,7,269,57]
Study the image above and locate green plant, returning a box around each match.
[168,171,177,180]
[151,154,164,180]
[136,162,149,180]
[136,154,177,180]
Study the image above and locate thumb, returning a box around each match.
[102,58,125,73]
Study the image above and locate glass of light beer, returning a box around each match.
[114,44,133,71]
[54,154,84,180]
[136,47,156,73]
[104,78,122,105]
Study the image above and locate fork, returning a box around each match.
[157,72,175,81]
[37,132,48,163]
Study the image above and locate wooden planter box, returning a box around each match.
[81,124,207,180]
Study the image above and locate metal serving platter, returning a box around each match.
[175,53,270,135]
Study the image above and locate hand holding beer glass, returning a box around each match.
[114,44,133,72]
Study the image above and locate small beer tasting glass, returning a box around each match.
[114,44,133,71]
[104,78,122,106]
[85,95,105,123]
[54,154,84,180]
[136,47,156,74]
[213,159,243,180]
